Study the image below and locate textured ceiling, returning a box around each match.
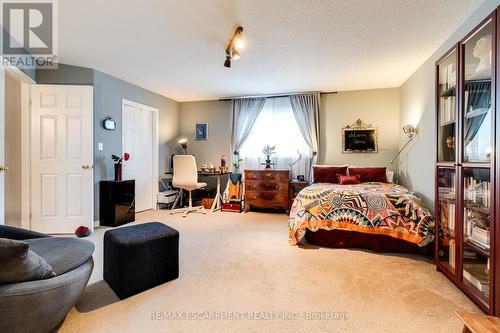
[58,0,485,102]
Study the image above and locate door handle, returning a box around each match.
[82,164,92,169]
[0,165,8,172]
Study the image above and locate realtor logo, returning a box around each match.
[1,0,57,68]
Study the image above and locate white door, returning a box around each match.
[122,102,154,212]
[31,85,93,234]
[0,68,5,225]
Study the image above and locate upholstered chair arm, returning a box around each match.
[0,225,49,240]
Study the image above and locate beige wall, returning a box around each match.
[320,88,400,173]
[178,89,400,174]
[5,73,22,227]
[398,0,500,211]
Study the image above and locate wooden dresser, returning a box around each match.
[244,170,289,213]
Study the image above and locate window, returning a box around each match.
[239,97,311,175]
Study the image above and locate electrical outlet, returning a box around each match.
[98,143,103,151]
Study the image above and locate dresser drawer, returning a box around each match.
[245,180,287,192]
[245,170,289,182]
[245,190,288,203]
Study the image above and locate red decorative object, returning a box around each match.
[347,167,387,183]
[312,165,348,184]
[124,152,131,161]
[75,226,90,238]
[337,174,361,185]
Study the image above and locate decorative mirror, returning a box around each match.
[342,119,378,153]
[102,117,116,131]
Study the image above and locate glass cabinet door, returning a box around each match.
[462,168,491,301]
[437,168,457,274]
[437,50,458,162]
[463,20,493,163]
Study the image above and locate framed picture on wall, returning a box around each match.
[342,119,378,153]
[195,123,208,140]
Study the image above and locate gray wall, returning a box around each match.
[36,64,180,220]
[4,73,22,227]
[398,0,500,211]
[178,88,400,174]
[37,63,93,85]
[178,100,232,167]
[93,70,179,219]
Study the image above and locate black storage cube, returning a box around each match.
[103,222,179,299]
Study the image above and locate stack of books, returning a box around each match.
[469,226,490,250]
[441,63,456,90]
[463,261,489,296]
[464,177,490,207]
[440,96,456,125]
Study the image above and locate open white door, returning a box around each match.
[122,99,158,212]
[31,85,93,234]
[0,68,5,225]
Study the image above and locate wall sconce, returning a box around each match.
[178,138,188,154]
[390,124,416,164]
[224,26,244,68]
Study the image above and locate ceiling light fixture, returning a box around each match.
[224,26,244,68]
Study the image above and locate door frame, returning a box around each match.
[4,66,34,228]
[121,98,159,210]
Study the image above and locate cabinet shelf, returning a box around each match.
[464,240,490,257]
[440,86,456,97]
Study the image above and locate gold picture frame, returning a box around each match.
[342,119,378,153]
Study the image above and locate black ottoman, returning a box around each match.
[104,222,179,299]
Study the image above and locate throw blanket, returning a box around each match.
[288,182,435,246]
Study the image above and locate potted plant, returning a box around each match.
[262,144,276,169]
[111,152,130,181]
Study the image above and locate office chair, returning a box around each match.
[170,155,207,217]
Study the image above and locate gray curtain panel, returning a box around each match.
[230,97,266,154]
[464,81,491,145]
[290,93,320,178]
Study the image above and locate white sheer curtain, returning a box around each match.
[239,97,311,178]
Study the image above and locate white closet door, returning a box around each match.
[31,85,93,233]
[122,104,153,212]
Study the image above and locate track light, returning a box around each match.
[224,26,243,68]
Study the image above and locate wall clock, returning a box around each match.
[102,117,116,131]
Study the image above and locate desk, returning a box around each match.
[165,171,230,213]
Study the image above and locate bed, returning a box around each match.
[288,182,435,252]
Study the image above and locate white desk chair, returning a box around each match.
[170,155,207,217]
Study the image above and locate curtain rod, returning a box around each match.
[218,91,338,102]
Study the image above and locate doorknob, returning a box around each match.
[0,165,8,172]
[82,164,92,169]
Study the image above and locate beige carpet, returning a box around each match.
[59,210,478,333]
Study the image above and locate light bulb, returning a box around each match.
[234,37,244,50]
[232,49,240,60]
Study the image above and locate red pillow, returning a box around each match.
[312,165,348,184]
[338,174,361,185]
[348,167,387,183]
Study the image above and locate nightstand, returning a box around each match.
[288,180,308,210]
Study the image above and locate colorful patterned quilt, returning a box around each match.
[288,182,435,246]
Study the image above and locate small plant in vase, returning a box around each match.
[262,144,276,169]
[111,152,130,181]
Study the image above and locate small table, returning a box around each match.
[165,171,230,213]
[455,311,500,333]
